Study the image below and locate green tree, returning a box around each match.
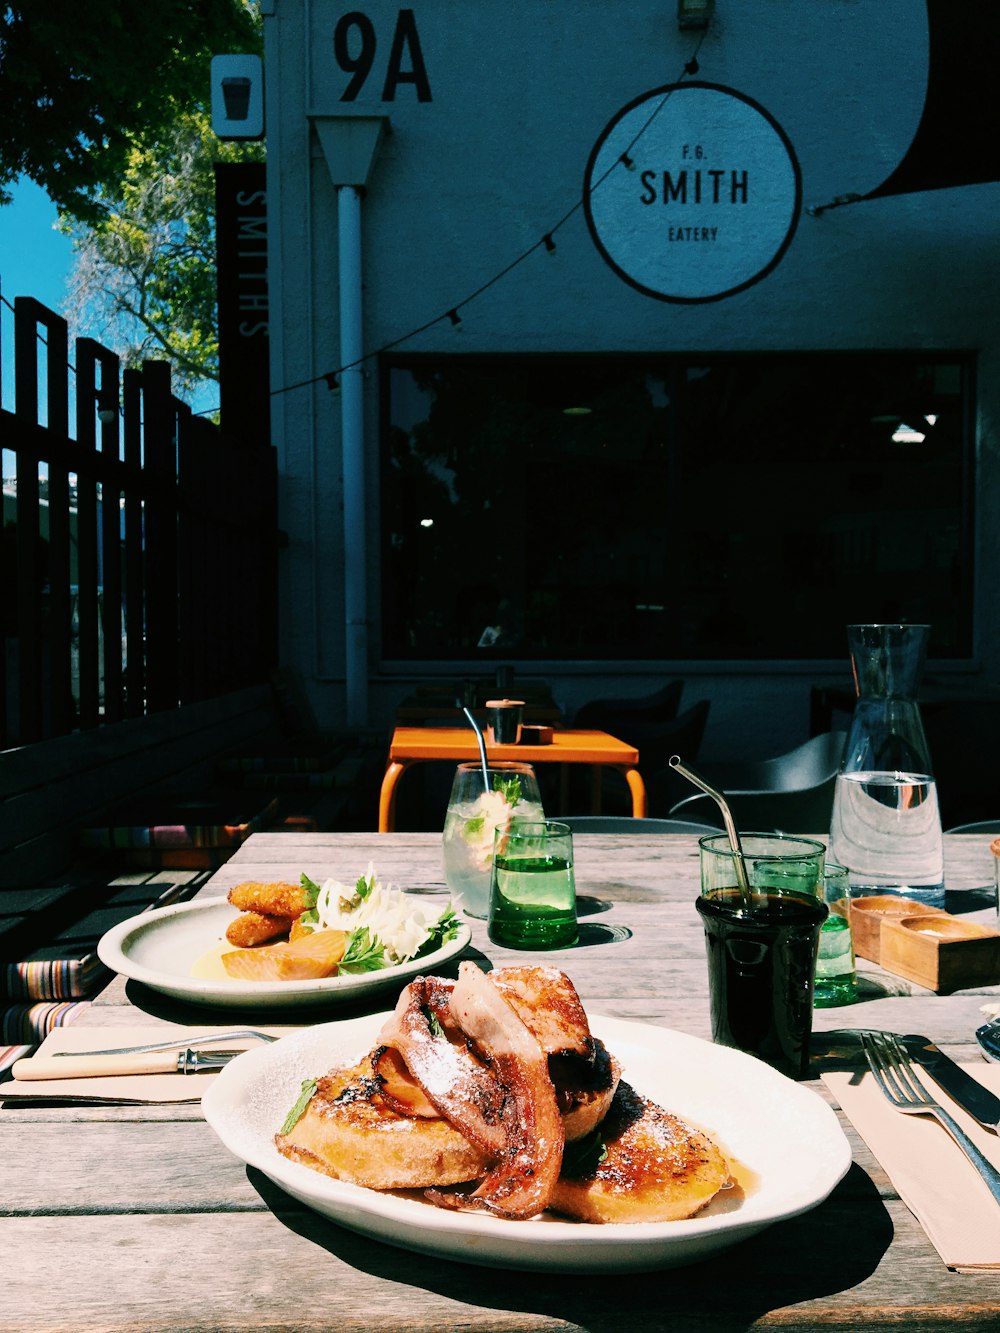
[64,110,263,393]
[0,1,259,221]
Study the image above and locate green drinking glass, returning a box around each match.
[813,861,858,1007]
[488,819,578,950]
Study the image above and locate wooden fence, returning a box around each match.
[1,296,278,748]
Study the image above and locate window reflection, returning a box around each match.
[380,354,971,661]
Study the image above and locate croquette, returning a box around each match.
[224,910,294,947]
[227,879,314,918]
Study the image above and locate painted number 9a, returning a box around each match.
[333,9,432,102]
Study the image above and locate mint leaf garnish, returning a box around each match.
[493,775,522,806]
[280,1078,317,1133]
[422,1006,446,1038]
[560,1128,608,1178]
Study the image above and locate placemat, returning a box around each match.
[823,1061,1000,1272]
[1,1023,295,1105]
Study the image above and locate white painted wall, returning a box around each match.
[262,0,1000,764]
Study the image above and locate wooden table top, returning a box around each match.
[387,725,640,765]
[4,831,1000,1332]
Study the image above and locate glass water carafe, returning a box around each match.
[828,623,944,907]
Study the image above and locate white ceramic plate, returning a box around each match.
[96,897,471,1009]
[202,1013,852,1272]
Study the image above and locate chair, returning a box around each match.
[668,730,847,835]
[561,816,720,834]
[570,700,712,817]
[945,820,1000,834]
[572,679,683,729]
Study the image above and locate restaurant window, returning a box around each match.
[379,353,973,661]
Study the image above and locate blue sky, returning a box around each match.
[0,177,75,315]
[0,177,76,423]
[0,177,217,424]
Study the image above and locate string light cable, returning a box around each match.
[271,27,710,400]
[0,30,708,418]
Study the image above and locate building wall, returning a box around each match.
[262,0,1000,762]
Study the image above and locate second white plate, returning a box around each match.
[97,897,471,1008]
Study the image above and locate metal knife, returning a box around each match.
[11,1048,247,1081]
[901,1033,1000,1130]
[50,1029,278,1058]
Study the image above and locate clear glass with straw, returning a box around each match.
[442,707,543,918]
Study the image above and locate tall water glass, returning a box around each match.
[442,762,543,919]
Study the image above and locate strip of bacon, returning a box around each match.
[490,966,594,1060]
[430,961,564,1220]
[377,976,506,1157]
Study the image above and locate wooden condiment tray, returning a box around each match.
[879,914,1000,993]
[849,894,1000,993]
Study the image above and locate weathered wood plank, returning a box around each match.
[3,832,998,1332]
[0,1112,890,1211]
[1,1200,997,1333]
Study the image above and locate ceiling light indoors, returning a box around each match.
[891,423,926,444]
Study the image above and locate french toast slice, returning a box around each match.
[549,1081,731,1223]
[553,1040,621,1142]
[274,1036,622,1190]
[275,1053,492,1189]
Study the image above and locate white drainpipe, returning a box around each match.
[310,114,389,728]
[338,184,366,728]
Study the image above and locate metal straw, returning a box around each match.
[462,705,491,792]
[668,754,751,900]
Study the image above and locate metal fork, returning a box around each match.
[861,1031,1000,1206]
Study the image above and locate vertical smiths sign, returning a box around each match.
[215,163,270,442]
[585,83,801,304]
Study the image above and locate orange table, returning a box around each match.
[377,726,647,832]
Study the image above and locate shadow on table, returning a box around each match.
[249,1165,891,1330]
[577,894,614,916]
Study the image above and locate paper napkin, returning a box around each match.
[823,1062,1000,1272]
[0,1023,294,1105]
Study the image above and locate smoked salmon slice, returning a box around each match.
[222,929,349,981]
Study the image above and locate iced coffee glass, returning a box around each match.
[696,833,827,1080]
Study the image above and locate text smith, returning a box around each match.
[640,169,749,205]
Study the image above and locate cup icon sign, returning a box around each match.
[222,76,252,120]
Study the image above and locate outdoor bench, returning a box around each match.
[0,675,384,1063]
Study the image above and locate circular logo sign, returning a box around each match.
[584,82,801,304]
